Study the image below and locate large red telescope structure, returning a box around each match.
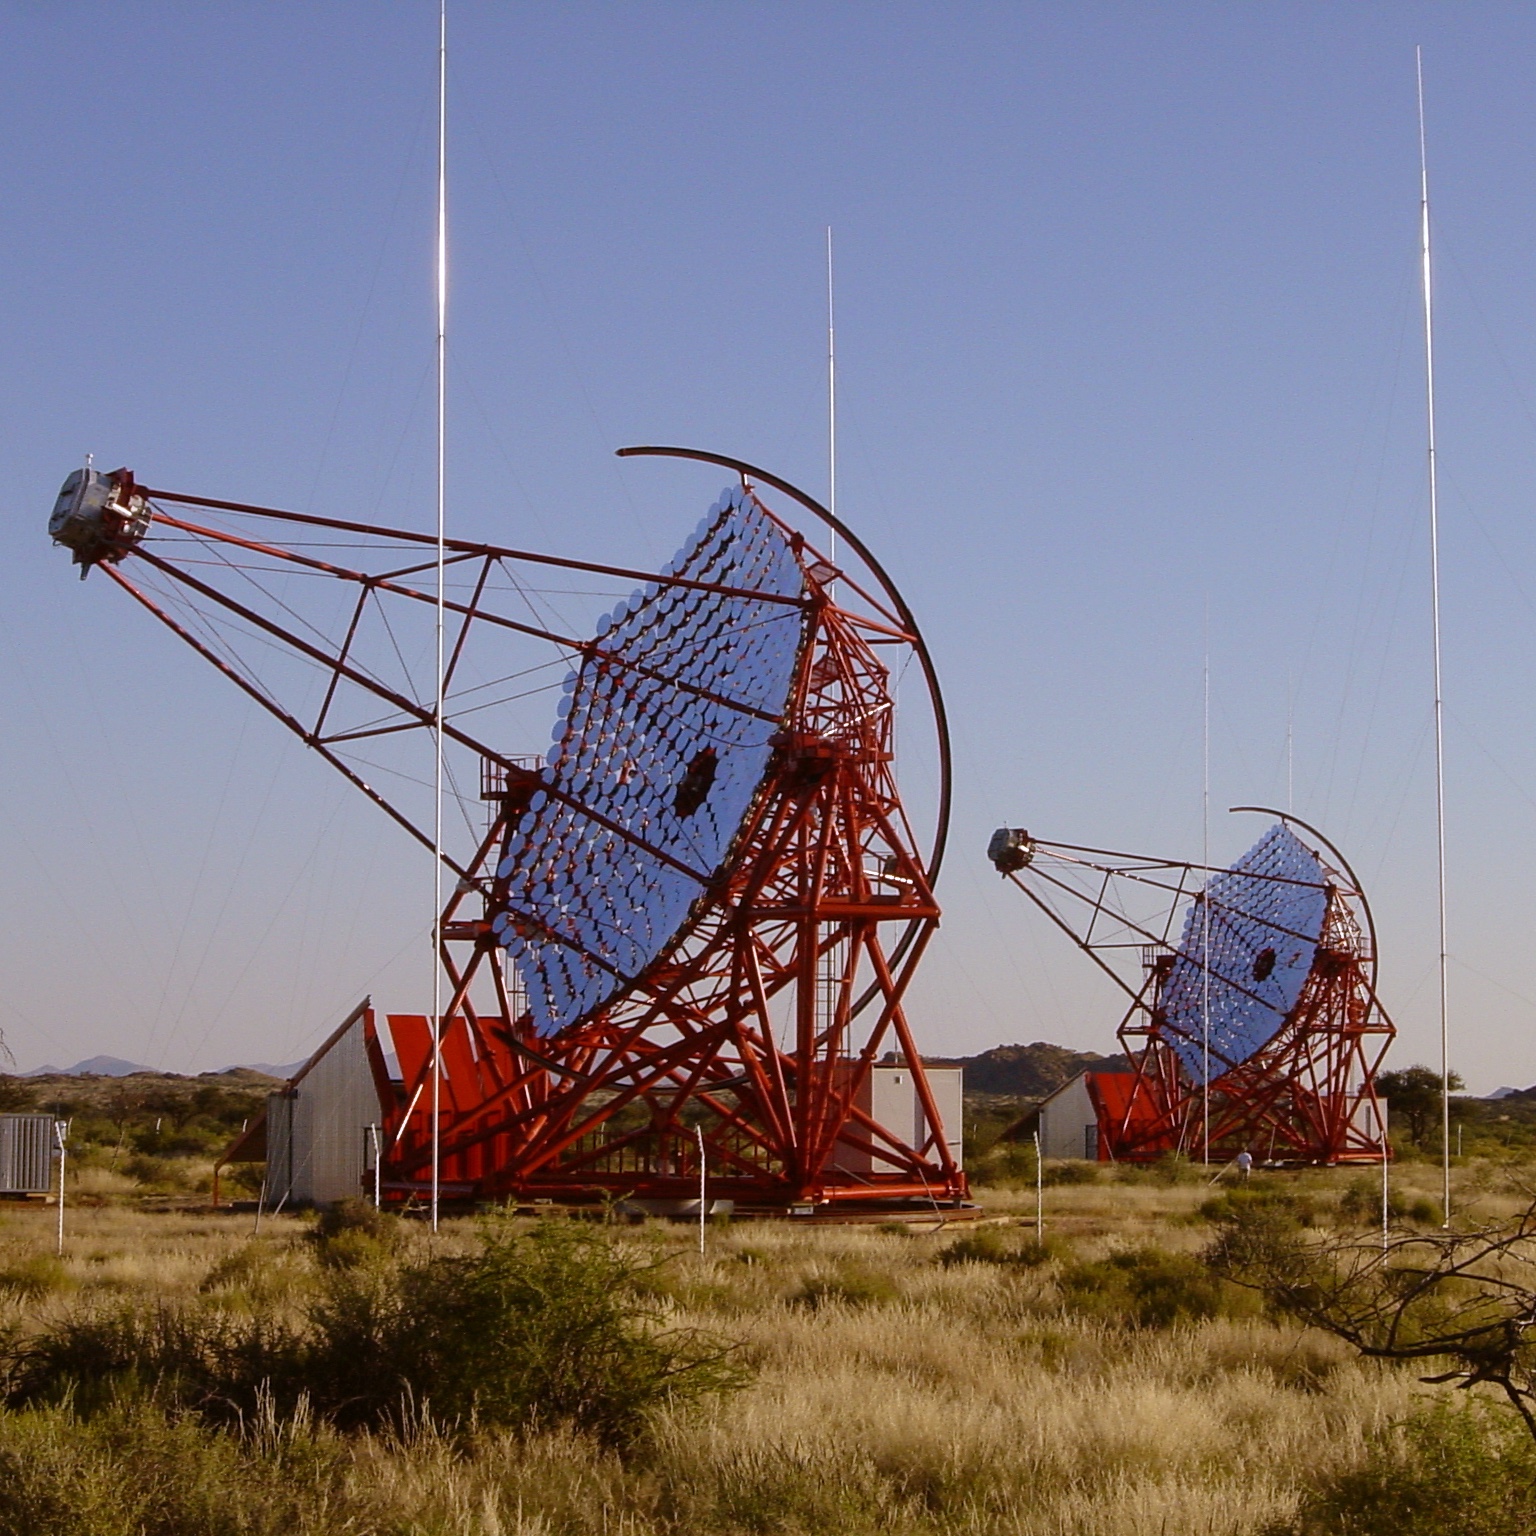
[49,450,965,1213]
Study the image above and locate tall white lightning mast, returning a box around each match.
[431,0,447,1233]
[826,227,837,570]
[1202,644,1211,1166]
[1286,675,1294,814]
[1416,48,1452,1224]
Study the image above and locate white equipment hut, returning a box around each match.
[216,999,389,1209]
[1028,1071,1104,1161]
[829,1062,963,1175]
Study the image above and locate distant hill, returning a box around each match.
[20,1057,296,1082]
[930,1041,1128,1098]
[221,1062,304,1080]
[25,1055,152,1078]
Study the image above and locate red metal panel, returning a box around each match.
[387,1016,434,1111]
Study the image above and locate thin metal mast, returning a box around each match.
[1417,48,1451,1224]
[1286,675,1294,814]
[817,226,840,1029]
[431,0,447,1233]
[826,227,837,572]
[1202,641,1211,1165]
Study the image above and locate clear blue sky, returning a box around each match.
[3,2,1535,1090]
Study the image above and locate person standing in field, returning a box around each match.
[1236,1149,1253,1182]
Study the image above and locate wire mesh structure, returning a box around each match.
[49,450,964,1211]
[988,811,1394,1164]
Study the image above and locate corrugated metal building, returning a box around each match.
[0,1114,57,1195]
[217,999,390,1209]
[265,1000,386,1207]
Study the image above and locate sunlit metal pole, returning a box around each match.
[1416,49,1451,1228]
[1033,1129,1043,1239]
[430,0,448,1235]
[1380,1101,1389,1251]
[54,1120,66,1259]
[1202,646,1211,1165]
[826,226,837,583]
[696,1125,706,1256]
[369,1124,382,1210]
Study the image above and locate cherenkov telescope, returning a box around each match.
[49,452,966,1214]
[990,813,1394,1165]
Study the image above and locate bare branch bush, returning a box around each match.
[1208,1200,1536,1438]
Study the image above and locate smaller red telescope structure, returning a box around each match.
[989,811,1394,1165]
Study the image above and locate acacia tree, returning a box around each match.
[1376,1064,1466,1148]
[1208,1202,1536,1439]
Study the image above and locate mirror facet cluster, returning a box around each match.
[493,485,809,1037]
[1162,822,1328,1083]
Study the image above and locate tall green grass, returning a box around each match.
[2,1218,743,1445]
[1269,1398,1536,1535]
[0,1165,1526,1535]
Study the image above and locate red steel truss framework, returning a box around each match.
[60,448,965,1210]
[995,810,1394,1165]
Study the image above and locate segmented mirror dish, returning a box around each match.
[492,486,809,1037]
[1161,823,1328,1084]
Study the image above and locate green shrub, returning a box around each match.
[196,1244,299,1306]
[312,1218,744,1441]
[2,1219,745,1446]
[1043,1159,1099,1186]
[789,1268,898,1310]
[0,1077,35,1113]
[1108,1153,1202,1186]
[1058,1246,1242,1328]
[936,1226,1054,1268]
[0,1255,73,1301]
[121,1155,185,1191]
[1338,1178,1441,1228]
[1404,1195,1442,1226]
[199,1246,263,1293]
[307,1198,399,1270]
[1200,1184,1316,1291]
[684,1440,904,1535]
[1150,1152,1202,1185]
[221,1162,266,1196]
[968,1142,1038,1188]
[0,1303,297,1418]
[971,1146,1100,1189]
[1267,1398,1536,1535]
[1200,1185,1316,1230]
[0,1396,351,1536]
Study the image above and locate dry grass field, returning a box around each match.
[0,1154,1530,1535]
